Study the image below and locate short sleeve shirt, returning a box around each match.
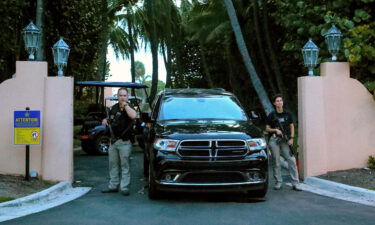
[266,111,293,137]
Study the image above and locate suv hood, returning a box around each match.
[155,120,263,139]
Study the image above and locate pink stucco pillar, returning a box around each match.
[298,62,375,178]
[0,61,74,182]
[42,77,74,182]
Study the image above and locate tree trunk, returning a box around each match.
[97,0,109,81]
[35,0,45,61]
[252,0,277,94]
[146,0,159,102]
[162,44,172,88]
[150,38,159,102]
[128,10,136,83]
[223,0,273,115]
[128,14,136,96]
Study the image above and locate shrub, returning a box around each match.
[74,99,90,119]
[368,156,375,170]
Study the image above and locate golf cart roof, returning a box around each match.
[75,81,148,89]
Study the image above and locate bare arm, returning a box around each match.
[288,123,295,145]
[124,104,137,119]
[290,123,295,139]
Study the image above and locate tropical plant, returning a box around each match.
[368,155,375,170]
[97,0,139,81]
[134,60,146,81]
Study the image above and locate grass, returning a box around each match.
[0,196,15,203]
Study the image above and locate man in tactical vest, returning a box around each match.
[101,88,136,196]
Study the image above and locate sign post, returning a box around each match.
[14,108,41,180]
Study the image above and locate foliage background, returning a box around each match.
[0,0,373,115]
[0,0,103,82]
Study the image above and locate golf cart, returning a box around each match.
[75,81,150,155]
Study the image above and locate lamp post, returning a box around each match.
[323,25,342,61]
[52,37,70,76]
[22,22,41,61]
[301,38,319,76]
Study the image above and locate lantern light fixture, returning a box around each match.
[323,25,342,61]
[52,37,70,76]
[22,22,41,60]
[301,38,319,76]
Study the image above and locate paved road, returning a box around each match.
[3,147,375,225]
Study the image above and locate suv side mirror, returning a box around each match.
[249,110,263,126]
[250,111,260,119]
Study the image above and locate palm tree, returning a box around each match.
[134,60,146,82]
[184,0,232,88]
[122,3,144,83]
[97,0,136,81]
[158,0,183,88]
[141,0,179,100]
[222,0,273,114]
[141,0,159,102]
[36,0,45,61]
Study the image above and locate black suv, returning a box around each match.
[144,89,268,199]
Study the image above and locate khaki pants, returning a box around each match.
[108,139,132,191]
[268,136,299,185]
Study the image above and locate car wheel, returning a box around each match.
[94,134,111,155]
[81,141,93,154]
[148,163,160,200]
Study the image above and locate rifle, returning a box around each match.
[105,107,116,144]
[105,106,134,144]
[274,113,298,157]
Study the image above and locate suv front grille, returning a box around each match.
[177,140,248,158]
[182,172,245,183]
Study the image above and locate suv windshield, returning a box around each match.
[158,96,247,121]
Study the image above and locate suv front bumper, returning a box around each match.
[152,150,268,192]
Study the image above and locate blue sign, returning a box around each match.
[14,111,40,127]
[14,110,41,145]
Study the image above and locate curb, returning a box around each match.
[0,182,70,208]
[300,177,375,207]
[0,182,91,222]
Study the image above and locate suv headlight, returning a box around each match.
[153,139,180,152]
[247,138,266,151]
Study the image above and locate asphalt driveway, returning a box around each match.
[2,147,375,225]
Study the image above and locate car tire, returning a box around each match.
[80,141,93,154]
[148,163,160,200]
[94,134,111,155]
